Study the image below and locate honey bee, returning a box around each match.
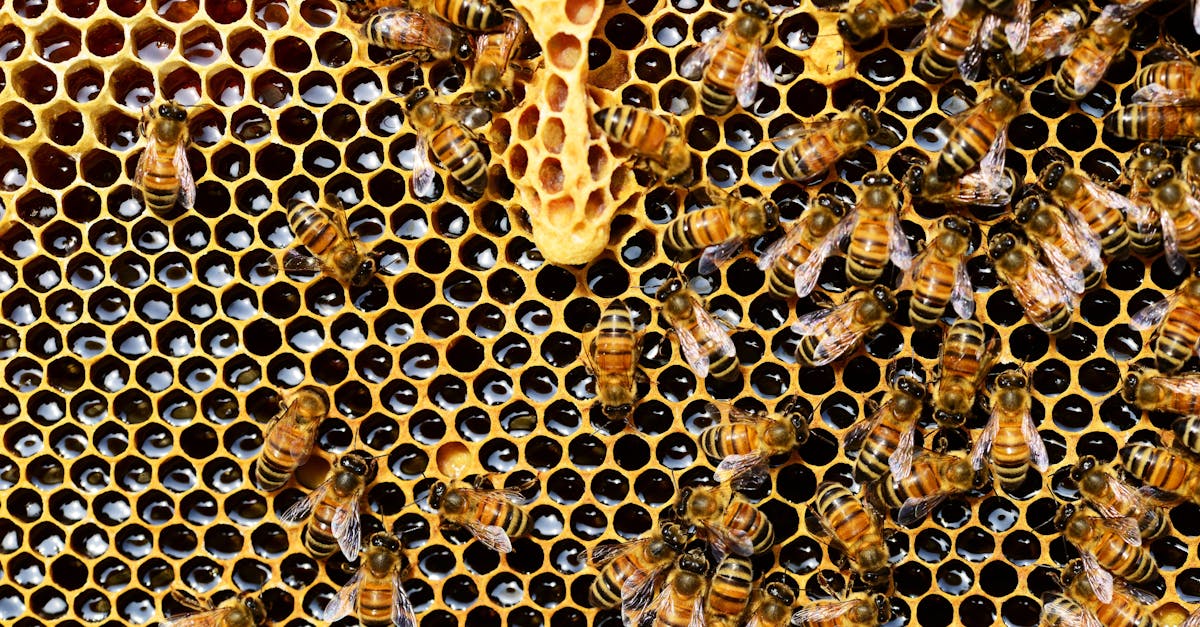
[655,274,739,381]
[1014,194,1103,294]
[135,101,195,217]
[987,2,1086,75]
[1040,161,1134,260]
[810,482,892,589]
[1148,165,1200,274]
[1133,59,1200,102]
[791,592,891,627]
[429,477,531,553]
[280,450,378,560]
[363,8,474,63]
[906,215,974,326]
[405,87,491,200]
[1184,140,1200,192]
[837,0,933,45]
[1054,503,1158,604]
[467,12,531,111]
[932,319,997,429]
[743,582,796,627]
[870,450,985,526]
[589,522,692,614]
[1106,103,1200,142]
[1069,455,1168,540]
[1039,594,1093,627]
[253,386,330,492]
[1120,442,1200,505]
[665,189,780,275]
[643,549,710,627]
[914,0,988,83]
[987,232,1077,335]
[699,402,810,485]
[681,0,775,116]
[792,286,898,368]
[935,78,1023,180]
[675,483,774,557]
[970,368,1048,494]
[705,554,754,627]
[595,105,692,184]
[845,375,926,483]
[324,533,416,627]
[1130,274,1200,373]
[757,194,853,300]
[844,171,912,288]
[1174,415,1200,458]
[160,591,267,627]
[582,299,642,421]
[1122,367,1200,417]
[407,0,505,30]
[279,199,379,288]
[903,151,1015,209]
[1124,143,1172,256]
[773,106,882,184]
[1053,5,1135,101]
[1055,557,1160,627]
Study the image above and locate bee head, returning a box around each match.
[995,77,1024,104]
[871,593,892,623]
[370,532,402,553]
[655,277,685,302]
[871,285,897,313]
[429,481,449,509]
[350,256,378,288]
[788,411,810,445]
[814,194,848,218]
[1060,558,1086,587]
[242,596,267,625]
[856,107,881,137]
[902,164,926,196]
[158,102,187,121]
[863,171,892,188]
[995,370,1026,390]
[764,581,796,605]
[455,40,473,61]
[1013,195,1041,225]
[933,409,966,429]
[760,200,781,231]
[987,232,1016,260]
[895,375,926,401]
[1068,455,1097,483]
[474,88,509,110]
[1039,161,1067,190]
[678,548,709,574]
[1188,140,1200,155]
[941,215,970,239]
[1053,503,1077,531]
[1139,142,1170,161]
[1121,369,1144,403]
[405,87,433,112]
[674,486,694,517]
[601,400,632,419]
[660,522,690,552]
[740,0,769,20]
[1147,165,1177,190]
[341,450,379,482]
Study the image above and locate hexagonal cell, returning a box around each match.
[34,19,82,64]
[131,20,176,63]
[151,0,199,22]
[109,62,156,109]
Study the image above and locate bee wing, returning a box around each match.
[1130,295,1173,331]
[675,321,711,380]
[133,137,155,204]
[1132,84,1200,106]
[958,13,993,82]
[941,0,964,18]
[1040,594,1096,627]
[698,303,736,363]
[793,305,862,367]
[723,404,770,424]
[1160,209,1191,275]
[1082,179,1141,218]
[174,144,196,211]
[890,420,917,480]
[715,452,769,484]
[970,409,1000,470]
[735,43,772,107]
[1149,373,1200,397]
[1013,258,1077,333]
[705,521,755,557]
[1099,515,1143,548]
[279,478,331,523]
[412,137,436,197]
[897,491,949,527]
[698,239,745,275]
[1039,242,1087,295]
[888,211,913,271]
[467,521,515,553]
[1072,56,1108,100]
[620,565,665,621]
[1182,606,1200,627]
[844,408,884,452]
[770,117,842,145]
[1058,204,1104,269]
[1081,549,1115,605]
[323,567,366,622]
[688,595,706,627]
[680,30,726,79]
[588,537,643,567]
[791,306,835,334]
[1115,579,1159,605]
[1021,408,1049,471]
[330,489,364,561]
[1003,0,1031,54]
[792,600,857,624]
[757,216,810,271]
[159,607,234,627]
[1094,475,1144,518]
[794,218,853,298]
[392,571,418,627]
[951,261,975,320]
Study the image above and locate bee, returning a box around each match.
[408,0,505,31]
[324,533,416,627]
[845,375,926,483]
[705,554,754,627]
[1133,59,1200,102]
[1185,140,1200,193]
[757,194,853,300]
[681,0,774,116]
[594,105,692,184]
[1056,557,1160,627]
[1120,442,1200,505]
[1122,367,1200,417]
[280,450,378,560]
[935,78,1023,180]
[655,274,738,381]
[253,386,330,492]
[932,319,998,429]
[1175,415,1200,458]
[1053,5,1135,101]
[582,299,642,421]
[837,0,932,45]
[906,215,975,326]
[1124,143,1172,256]
[159,591,267,627]
[904,154,1015,209]
[791,592,891,627]
[467,12,531,111]
[134,101,195,217]
[988,2,1086,75]
[987,232,1077,335]
[1106,102,1200,142]
[429,478,531,553]
[970,368,1048,494]
[589,522,692,613]
[870,450,985,526]
[1148,165,1200,274]
[1013,193,1103,294]
[643,549,710,627]
[1069,455,1168,540]
[665,189,780,275]
[1130,274,1200,373]
[773,106,881,184]
[810,482,892,589]
[743,582,796,627]
[363,8,474,63]
[699,402,810,485]
[675,483,774,557]
[1054,503,1158,604]
[279,199,379,288]
[1040,161,1134,260]
[405,87,491,200]
[844,171,912,288]
[914,0,988,83]
[792,286,898,368]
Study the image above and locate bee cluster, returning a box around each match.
[6,0,1200,626]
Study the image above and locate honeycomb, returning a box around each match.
[0,0,1199,625]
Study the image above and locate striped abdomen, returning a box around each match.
[938,115,999,178]
[1165,200,1200,261]
[909,256,955,326]
[874,459,939,509]
[431,125,488,197]
[768,236,817,300]
[141,145,181,215]
[666,207,734,256]
[598,106,669,161]
[776,133,842,182]
[691,319,738,381]
[593,302,636,374]
[305,493,345,558]
[359,572,400,626]
[1156,306,1200,373]
[254,425,316,491]
[700,41,751,115]
[706,555,753,619]
[1089,532,1156,584]
[1074,197,1130,258]
[433,0,502,30]
[1107,105,1200,141]
[1121,444,1191,494]
[846,218,890,287]
[1055,40,1116,101]
[289,204,340,257]
[476,499,528,538]
[992,414,1032,492]
[723,499,773,554]
[916,10,974,81]
[814,483,874,547]
[700,424,759,460]
[1091,596,1156,627]
[854,418,905,483]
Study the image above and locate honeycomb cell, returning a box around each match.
[228,28,266,68]
[205,0,246,23]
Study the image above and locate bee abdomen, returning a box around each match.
[665,210,732,256]
[435,0,502,30]
[909,266,954,326]
[775,135,838,182]
[359,583,397,626]
[1156,312,1200,373]
[289,208,338,255]
[699,49,747,116]
[141,154,181,215]
[432,128,488,196]
[707,555,753,616]
[304,525,339,558]
[253,456,292,491]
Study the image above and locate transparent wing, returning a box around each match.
[687,595,706,627]
[958,13,994,82]
[1072,56,1109,99]
[890,420,917,480]
[888,211,912,271]
[795,218,854,297]
[159,608,233,627]
[1130,296,1172,331]
[1181,606,1200,627]
[970,410,1000,470]
[1082,179,1141,218]
[1022,409,1048,471]
[695,304,736,362]
[1039,242,1086,295]
[323,568,365,622]
[278,249,328,275]
[1011,258,1076,333]
[174,145,196,211]
[735,44,772,107]
[704,521,755,557]
[1161,209,1190,275]
[1058,203,1104,268]
[393,571,417,627]
[723,404,770,424]
[792,599,857,624]
[1150,373,1200,397]
[771,117,843,145]
[133,138,156,204]
[1004,0,1031,54]
[620,566,664,621]
[1040,595,1094,627]
[757,216,811,271]
[467,521,514,553]
[898,492,949,527]
[412,137,436,197]
[279,479,331,524]
[807,311,867,366]
[844,410,883,452]
[978,129,1008,181]
[1115,579,1159,605]
[1100,516,1143,548]
[330,491,364,561]
[950,261,975,320]
[698,239,745,275]
[1081,549,1115,605]
[1093,474,1145,518]
[675,321,711,380]
[680,30,726,79]
[715,452,769,484]
[941,0,964,18]
[588,537,643,568]
[1132,83,1200,106]
[791,306,835,334]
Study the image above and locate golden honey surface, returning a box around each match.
[0,0,1198,625]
